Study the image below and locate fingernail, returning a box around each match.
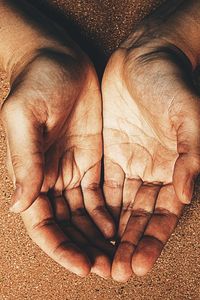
[182,177,194,204]
[9,186,22,213]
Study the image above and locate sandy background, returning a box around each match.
[1,1,200,299]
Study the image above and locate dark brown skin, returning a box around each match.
[0,0,200,281]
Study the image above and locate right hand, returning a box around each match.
[1,40,115,277]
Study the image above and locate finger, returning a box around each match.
[54,169,64,197]
[173,153,200,204]
[64,187,115,256]
[6,144,15,183]
[118,178,142,237]
[21,194,91,277]
[41,145,60,193]
[1,100,44,213]
[62,225,111,279]
[112,184,160,282]
[174,112,200,204]
[51,194,71,221]
[103,157,125,225]
[82,162,115,239]
[53,196,111,278]
[64,225,111,278]
[132,184,184,277]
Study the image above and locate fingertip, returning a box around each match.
[173,154,198,205]
[132,252,152,277]
[9,202,23,213]
[62,247,91,277]
[89,205,116,240]
[9,193,38,214]
[111,264,132,282]
[131,262,149,277]
[10,189,33,213]
[174,176,194,205]
[9,186,22,213]
[111,242,134,282]
[10,178,43,213]
[71,264,91,278]
[91,251,112,279]
[178,196,191,205]
[132,237,163,277]
[102,220,116,240]
[74,262,91,278]
[182,176,195,204]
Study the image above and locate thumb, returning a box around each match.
[1,99,44,213]
[173,112,200,204]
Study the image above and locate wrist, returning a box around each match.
[0,1,77,85]
[159,0,200,69]
[122,0,200,69]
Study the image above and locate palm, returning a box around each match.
[102,47,200,281]
[103,56,177,185]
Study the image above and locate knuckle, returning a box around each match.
[104,180,123,189]
[131,208,153,218]
[120,240,137,249]
[31,217,55,232]
[82,182,100,192]
[72,207,86,218]
[11,154,24,169]
[122,204,133,212]
[51,240,70,257]
[177,141,191,154]
[91,205,104,215]
[154,207,178,219]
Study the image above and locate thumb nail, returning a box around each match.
[9,185,22,213]
[182,176,194,204]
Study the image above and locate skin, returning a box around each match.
[103,0,200,282]
[1,0,200,281]
[0,0,115,278]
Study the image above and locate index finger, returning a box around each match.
[21,194,91,277]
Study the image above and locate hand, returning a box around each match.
[1,1,115,277]
[2,47,115,277]
[102,4,200,281]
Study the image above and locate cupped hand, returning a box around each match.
[1,45,115,277]
[102,28,200,281]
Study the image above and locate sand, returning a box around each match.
[0,1,200,299]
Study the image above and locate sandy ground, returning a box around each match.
[1,1,200,299]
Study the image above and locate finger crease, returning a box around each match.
[52,240,73,257]
[58,220,71,227]
[143,234,165,246]
[72,208,86,217]
[154,208,179,219]
[32,218,56,231]
[104,181,123,189]
[131,209,153,218]
[82,183,100,192]
[120,240,137,249]
[91,205,105,215]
